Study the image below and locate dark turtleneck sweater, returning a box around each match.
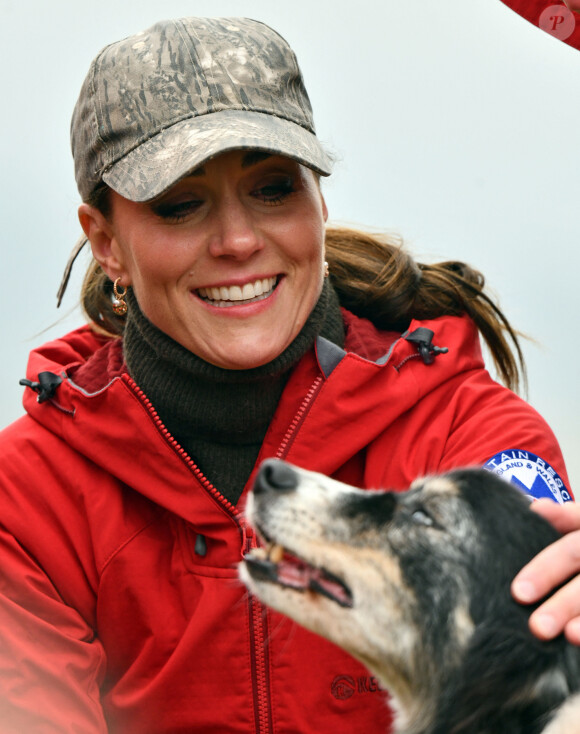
[123,280,345,505]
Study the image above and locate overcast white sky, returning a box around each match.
[1,0,579,490]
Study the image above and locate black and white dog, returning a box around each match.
[240,459,580,734]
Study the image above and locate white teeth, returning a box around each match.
[251,547,269,560]
[251,543,285,563]
[241,283,254,300]
[229,285,243,301]
[198,277,277,306]
[269,543,284,564]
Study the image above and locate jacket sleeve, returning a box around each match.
[0,525,108,733]
[366,362,572,500]
[0,528,107,734]
[436,368,573,501]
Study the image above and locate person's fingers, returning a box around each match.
[527,573,580,641]
[512,506,580,643]
[563,616,580,645]
[530,498,580,535]
[512,528,580,603]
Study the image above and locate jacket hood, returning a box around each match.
[20,314,485,520]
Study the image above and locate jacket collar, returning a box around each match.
[21,313,483,522]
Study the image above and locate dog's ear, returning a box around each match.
[454,470,561,571]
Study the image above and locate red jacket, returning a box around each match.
[0,311,570,733]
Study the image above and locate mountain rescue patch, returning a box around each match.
[483,450,572,504]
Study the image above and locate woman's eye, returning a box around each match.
[152,199,203,221]
[411,509,433,527]
[253,177,295,205]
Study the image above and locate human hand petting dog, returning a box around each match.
[512,499,580,645]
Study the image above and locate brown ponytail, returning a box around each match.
[325,226,525,394]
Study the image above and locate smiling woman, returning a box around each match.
[0,13,576,734]
[79,151,328,370]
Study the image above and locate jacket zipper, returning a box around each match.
[126,372,324,733]
[244,523,274,734]
[124,376,239,516]
[247,375,324,732]
[276,375,324,459]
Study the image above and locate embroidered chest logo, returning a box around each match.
[331,674,384,700]
[483,450,572,503]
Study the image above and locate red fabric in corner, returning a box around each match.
[500,0,580,50]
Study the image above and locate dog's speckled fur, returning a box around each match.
[240,460,580,734]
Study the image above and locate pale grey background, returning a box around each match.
[1,0,578,490]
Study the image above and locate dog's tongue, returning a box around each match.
[276,556,312,589]
[245,547,353,607]
[275,553,353,608]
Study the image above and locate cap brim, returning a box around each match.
[102,109,332,202]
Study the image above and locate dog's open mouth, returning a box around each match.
[244,542,353,608]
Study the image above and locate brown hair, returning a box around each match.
[325,226,525,393]
[80,194,525,392]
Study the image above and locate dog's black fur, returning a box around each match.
[241,461,580,734]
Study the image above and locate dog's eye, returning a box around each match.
[411,509,433,526]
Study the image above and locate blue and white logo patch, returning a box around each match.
[483,450,572,504]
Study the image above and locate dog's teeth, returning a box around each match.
[254,541,285,563]
[251,547,269,560]
[270,544,285,564]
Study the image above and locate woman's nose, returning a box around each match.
[207,196,263,260]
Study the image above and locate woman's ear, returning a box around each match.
[78,203,127,281]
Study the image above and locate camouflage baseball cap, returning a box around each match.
[71,16,332,203]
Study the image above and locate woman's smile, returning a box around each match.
[195,275,280,309]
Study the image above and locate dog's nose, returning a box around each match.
[254,459,298,494]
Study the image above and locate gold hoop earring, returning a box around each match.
[324,261,330,278]
[112,277,128,316]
